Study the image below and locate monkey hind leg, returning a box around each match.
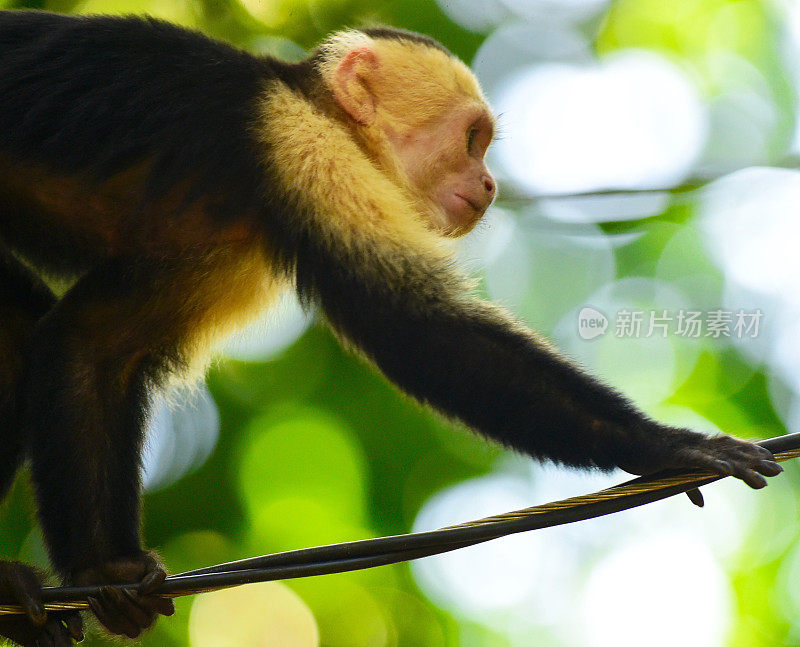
[0,242,55,499]
[18,248,263,637]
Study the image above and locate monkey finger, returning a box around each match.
[712,452,780,485]
[707,435,772,464]
[685,488,704,507]
[711,459,733,476]
[697,455,773,489]
[743,446,775,462]
[730,448,775,468]
[755,444,775,459]
[731,466,768,489]
[753,460,783,476]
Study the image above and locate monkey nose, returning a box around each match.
[483,175,496,200]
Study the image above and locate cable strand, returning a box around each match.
[1,433,797,615]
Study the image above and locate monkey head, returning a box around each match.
[321,30,496,237]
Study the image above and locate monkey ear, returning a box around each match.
[332,47,378,125]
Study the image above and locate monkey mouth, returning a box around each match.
[440,194,484,237]
[454,193,480,212]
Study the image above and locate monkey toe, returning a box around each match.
[136,591,175,618]
[88,595,132,638]
[0,562,47,626]
[98,586,155,638]
[88,592,140,639]
[0,562,85,646]
[122,587,165,627]
[44,612,84,646]
[110,586,152,631]
[63,612,84,643]
[134,554,174,616]
[138,556,167,596]
[44,613,83,647]
[0,619,65,647]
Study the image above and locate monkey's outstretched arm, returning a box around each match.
[293,237,779,485]
[259,80,779,487]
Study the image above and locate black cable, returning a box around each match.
[3,432,796,613]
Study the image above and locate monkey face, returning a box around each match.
[324,34,496,237]
[388,102,496,237]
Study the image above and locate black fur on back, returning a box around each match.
[0,12,450,219]
[0,11,279,216]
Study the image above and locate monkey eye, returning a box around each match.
[466,128,478,153]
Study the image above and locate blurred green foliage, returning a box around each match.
[1,0,799,646]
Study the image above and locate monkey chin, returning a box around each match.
[439,194,485,238]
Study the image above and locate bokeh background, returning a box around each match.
[2,0,800,645]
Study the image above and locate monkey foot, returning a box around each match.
[0,561,83,646]
[73,551,174,639]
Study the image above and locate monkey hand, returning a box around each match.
[620,429,783,496]
[0,561,83,647]
[73,551,174,639]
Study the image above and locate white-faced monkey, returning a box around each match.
[0,10,783,646]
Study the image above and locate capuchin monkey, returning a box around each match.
[0,10,783,646]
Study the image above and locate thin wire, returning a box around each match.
[497,157,800,204]
[2,432,797,615]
